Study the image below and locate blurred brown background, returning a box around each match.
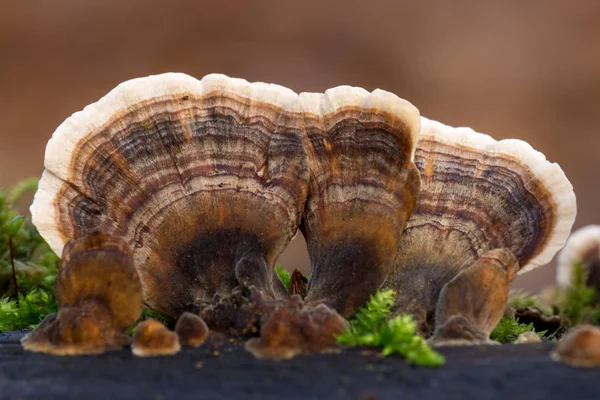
[1,0,599,292]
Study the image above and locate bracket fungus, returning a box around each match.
[31,73,313,318]
[30,72,421,323]
[28,72,578,354]
[557,225,600,299]
[21,233,142,355]
[301,88,421,317]
[385,117,577,335]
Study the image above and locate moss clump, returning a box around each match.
[490,315,539,343]
[0,180,59,332]
[337,289,445,367]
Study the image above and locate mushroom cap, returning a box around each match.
[301,87,421,316]
[385,117,576,324]
[55,233,142,330]
[132,319,181,357]
[30,72,422,318]
[175,312,209,347]
[31,73,309,316]
[21,305,131,356]
[556,225,600,287]
[402,117,576,273]
[551,325,600,367]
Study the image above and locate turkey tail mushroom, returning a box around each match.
[301,88,421,317]
[385,117,577,335]
[30,72,423,321]
[21,233,142,355]
[30,73,311,318]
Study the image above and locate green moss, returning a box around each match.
[490,315,538,343]
[559,262,600,327]
[337,289,445,367]
[0,179,59,332]
[275,265,291,291]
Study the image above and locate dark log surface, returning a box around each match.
[0,332,598,400]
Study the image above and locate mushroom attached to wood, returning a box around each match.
[551,325,600,367]
[429,248,518,345]
[21,233,142,355]
[245,296,348,360]
[301,88,421,317]
[30,73,312,318]
[175,312,209,347]
[385,117,577,335]
[30,72,424,323]
[132,319,180,357]
[556,225,600,302]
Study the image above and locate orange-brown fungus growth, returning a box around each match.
[175,312,209,347]
[551,325,600,367]
[245,296,348,360]
[21,233,142,355]
[132,319,181,357]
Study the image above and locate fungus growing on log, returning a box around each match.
[175,312,209,347]
[551,325,600,367]
[21,233,142,355]
[385,117,577,335]
[556,225,600,300]
[429,248,518,345]
[245,296,348,360]
[30,72,422,322]
[31,73,311,318]
[301,88,421,317]
[132,319,180,357]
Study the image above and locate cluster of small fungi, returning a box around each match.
[23,72,587,360]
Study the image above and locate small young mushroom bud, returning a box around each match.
[30,73,312,318]
[556,225,600,301]
[515,331,542,344]
[430,249,518,345]
[551,325,600,367]
[175,312,209,347]
[301,88,421,317]
[21,233,142,355]
[385,117,577,335]
[132,319,181,357]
